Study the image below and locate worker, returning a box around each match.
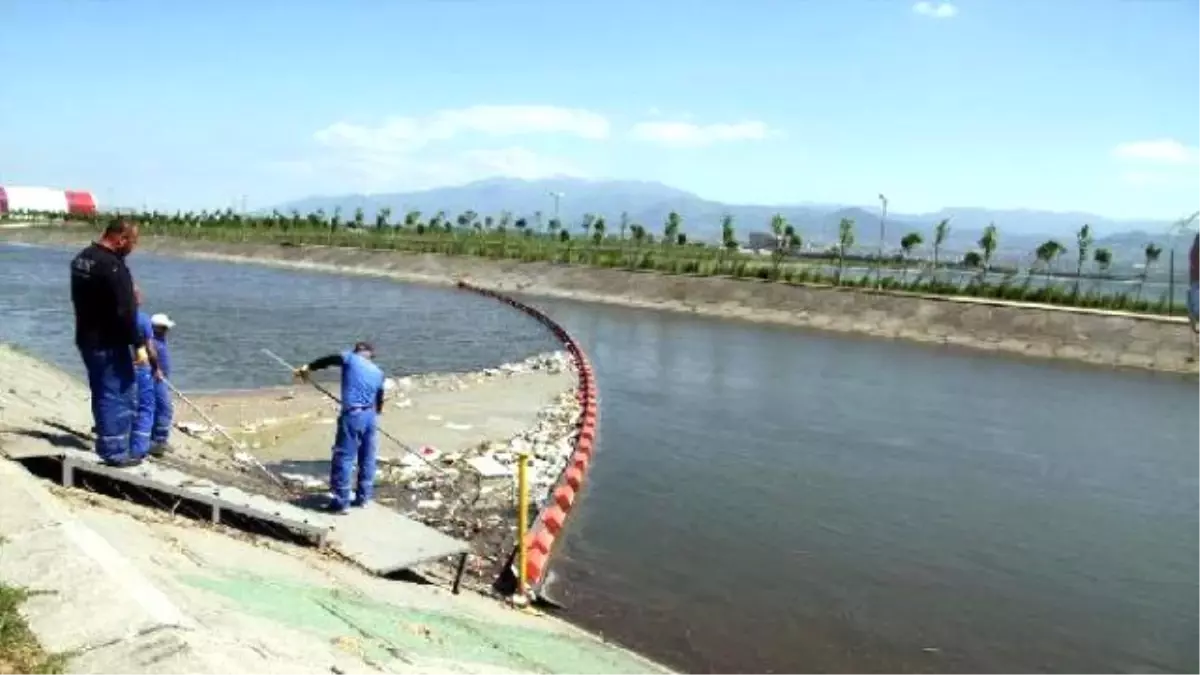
[70,218,158,467]
[294,342,385,514]
[148,313,177,456]
[130,286,158,460]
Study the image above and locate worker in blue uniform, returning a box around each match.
[294,342,386,514]
[149,313,177,456]
[130,286,158,460]
[70,219,159,467]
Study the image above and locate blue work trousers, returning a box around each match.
[79,346,136,462]
[329,409,379,509]
[130,365,155,458]
[151,380,174,445]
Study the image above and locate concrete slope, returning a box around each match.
[0,345,669,674]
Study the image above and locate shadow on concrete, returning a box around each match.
[8,427,91,451]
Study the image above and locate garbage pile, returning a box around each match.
[372,385,583,584]
[387,351,573,396]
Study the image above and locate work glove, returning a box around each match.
[293,365,311,382]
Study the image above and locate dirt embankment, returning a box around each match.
[6,228,1197,374]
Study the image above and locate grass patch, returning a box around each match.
[0,583,66,674]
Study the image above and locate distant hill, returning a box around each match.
[271,177,1188,267]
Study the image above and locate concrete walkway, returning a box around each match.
[0,345,669,674]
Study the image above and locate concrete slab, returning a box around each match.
[324,501,470,576]
[58,448,335,543]
[67,623,363,675]
[0,423,91,459]
[0,459,67,536]
[0,509,193,655]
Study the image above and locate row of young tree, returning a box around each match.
[6,206,1184,314]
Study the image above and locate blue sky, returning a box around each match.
[1,0,1197,220]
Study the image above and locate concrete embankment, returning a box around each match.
[5,228,1197,374]
[0,344,669,673]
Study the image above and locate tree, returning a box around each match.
[352,207,365,229]
[375,207,391,229]
[978,223,998,279]
[1138,242,1163,299]
[676,232,688,246]
[836,217,856,283]
[581,213,595,239]
[1074,223,1093,296]
[931,218,950,276]
[664,211,682,246]
[900,232,923,282]
[619,211,630,240]
[1093,247,1112,275]
[768,214,796,278]
[1034,240,1067,279]
[592,216,606,246]
[720,214,737,272]
[403,210,421,228]
[962,251,983,268]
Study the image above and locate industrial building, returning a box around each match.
[0,185,98,217]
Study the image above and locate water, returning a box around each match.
[0,243,559,389]
[527,298,1199,673]
[2,243,1196,673]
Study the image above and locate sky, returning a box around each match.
[1,0,1197,220]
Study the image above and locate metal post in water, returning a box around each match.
[517,452,530,597]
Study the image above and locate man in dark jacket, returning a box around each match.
[70,219,158,467]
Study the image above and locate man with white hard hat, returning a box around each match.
[148,313,177,456]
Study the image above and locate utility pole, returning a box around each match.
[1166,211,1200,314]
[548,191,564,225]
[877,193,888,287]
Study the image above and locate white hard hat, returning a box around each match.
[150,313,176,328]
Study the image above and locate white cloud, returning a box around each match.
[629,120,774,148]
[1112,139,1199,165]
[912,1,958,18]
[314,105,610,155]
[291,105,605,192]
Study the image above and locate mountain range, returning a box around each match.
[272,178,1194,266]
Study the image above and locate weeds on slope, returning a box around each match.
[0,578,66,673]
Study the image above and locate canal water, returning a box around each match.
[2,242,1197,674]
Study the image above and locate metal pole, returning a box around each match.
[162,377,287,489]
[1169,250,1176,314]
[516,452,530,597]
[877,194,888,287]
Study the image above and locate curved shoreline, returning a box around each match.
[453,281,600,596]
[3,229,1196,374]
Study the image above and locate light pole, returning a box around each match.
[877,193,888,287]
[1166,211,1199,313]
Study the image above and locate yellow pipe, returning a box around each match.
[516,452,530,597]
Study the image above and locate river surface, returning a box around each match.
[2,242,1197,674]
